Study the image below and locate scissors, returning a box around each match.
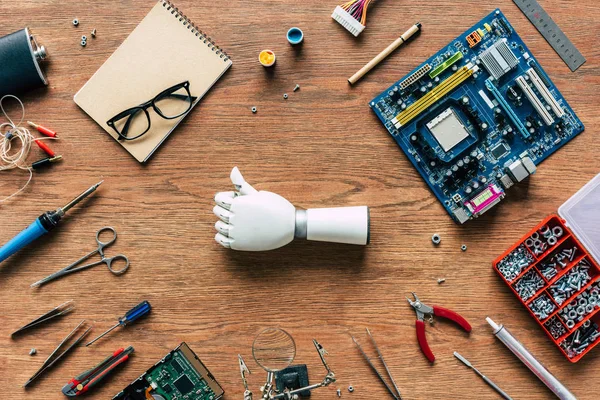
[31,227,129,287]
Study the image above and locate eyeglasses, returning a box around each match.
[106,81,197,141]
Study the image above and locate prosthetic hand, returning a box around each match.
[213,167,370,251]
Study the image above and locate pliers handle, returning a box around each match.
[407,293,471,363]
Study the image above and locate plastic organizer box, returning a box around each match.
[493,173,600,362]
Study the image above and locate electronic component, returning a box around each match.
[429,52,463,79]
[331,3,370,37]
[401,64,431,89]
[479,39,518,81]
[392,64,476,129]
[275,365,311,397]
[516,75,554,125]
[113,342,224,400]
[370,9,584,224]
[426,108,470,152]
[466,30,482,47]
[465,184,505,217]
[526,68,565,118]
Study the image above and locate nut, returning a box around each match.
[72,18,79,26]
[283,93,288,99]
[251,106,257,113]
[81,40,87,47]
[432,234,441,245]
[461,244,467,251]
[348,386,354,393]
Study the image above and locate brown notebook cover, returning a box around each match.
[74,0,232,162]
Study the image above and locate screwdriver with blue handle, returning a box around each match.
[0,181,104,264]
[86,301,152,346]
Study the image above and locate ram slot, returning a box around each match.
[485,79,530,139]
[429,52,464,79]
[516,76,554,125]
[392,65,475,128]
[526,68,565,118]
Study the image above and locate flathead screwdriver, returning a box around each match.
[86,301,151,346]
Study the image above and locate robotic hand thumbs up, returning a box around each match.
[213,167,370,251]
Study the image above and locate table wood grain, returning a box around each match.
[0,0,599,398]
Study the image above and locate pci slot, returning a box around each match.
[485,79,530,139]
[429,52,464,79]
[392,64,476,128]
[516,75,554,125]
[400,64,432,90]
[526,68,565,118]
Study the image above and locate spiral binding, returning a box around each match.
[161,0,229,61]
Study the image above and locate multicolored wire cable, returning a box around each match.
[339,0,376,26]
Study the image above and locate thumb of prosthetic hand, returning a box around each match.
[213,167,370,251]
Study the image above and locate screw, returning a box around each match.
[283,93,288,100]
[91,28,97,38]
[72,18,79,27]
[348,386,354,393]
[251,106,257,113]
[29,348,36,356]
[337,389,341,397]
[293,84,300,92]
[431,234,441,245]
[437,278,446,284]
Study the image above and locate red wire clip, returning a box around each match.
[28,121,57,138]
[407,292,472,363]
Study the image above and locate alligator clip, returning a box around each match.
[62,346,134,396]
[406,292,472,363]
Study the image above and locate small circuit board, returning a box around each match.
[113,342,224,400]
[370,9,584,224]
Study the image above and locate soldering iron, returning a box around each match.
[0,181,103,264]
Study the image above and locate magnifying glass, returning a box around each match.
[252,327,296,373]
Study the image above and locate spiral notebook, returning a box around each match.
[74,0,232,162]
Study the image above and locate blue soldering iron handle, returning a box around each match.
[0,218,48,263]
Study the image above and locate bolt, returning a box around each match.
[293,84,300,92]
[283,93,288,99]
[29,348,36,356]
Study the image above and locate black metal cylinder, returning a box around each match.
[0,28,48,97]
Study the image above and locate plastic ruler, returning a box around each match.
[513,0,586,71]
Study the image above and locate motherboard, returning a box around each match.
[370,9,584,224]
[113,343,224,400]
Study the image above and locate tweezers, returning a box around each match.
[24,320,92,387]
[11,300,74,337]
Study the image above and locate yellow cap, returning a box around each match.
[259,50,276,67]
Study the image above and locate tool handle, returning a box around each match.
[121,300,151,325]
[433,306,472,332]
[416,320,435,363]
[80,347,133,394]
[480,374,513,400]
[0,218,47,263]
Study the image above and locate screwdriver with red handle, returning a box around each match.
[62,346,134,397]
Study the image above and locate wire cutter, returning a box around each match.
[62,346,134,397]
[407,292,472,363]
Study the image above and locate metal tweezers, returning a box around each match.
[24,320,92,387]
[352,328,402,400]
[11,300,74,336]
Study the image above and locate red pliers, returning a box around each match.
[407,292,472,363]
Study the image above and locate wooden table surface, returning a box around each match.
[1,0,599,398]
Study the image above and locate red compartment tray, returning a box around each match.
[493,214,600,362]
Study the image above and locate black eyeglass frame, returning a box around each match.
[106,81,197,141]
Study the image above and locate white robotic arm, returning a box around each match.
[213,167,370,251]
